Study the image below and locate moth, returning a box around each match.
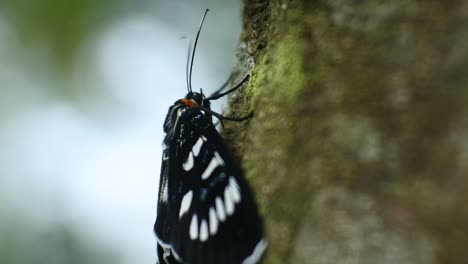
[154,9,266,264]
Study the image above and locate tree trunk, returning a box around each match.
[223,1,468,263]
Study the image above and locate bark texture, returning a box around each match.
[223,1,468,263]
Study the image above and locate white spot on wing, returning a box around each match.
[190,214,198,240]
[229,177,241,203]
[162,144,169,161]
[213,151,225,165]
[242,239,268,264]
[209,207,218,235]
[229,177,240,191]
[201,156,219,180]
[159,178,168,203]
[192,137,203,157]
[179,191,193,218]
[183,151,194,171]
[215,197,226,222]
[171,109,183,136]
[224,187,235,216]
[199,219,209,242]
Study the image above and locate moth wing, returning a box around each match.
[155,108,265,264]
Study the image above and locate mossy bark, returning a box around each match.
[223,1,468,263]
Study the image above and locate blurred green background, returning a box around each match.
[0,1,242,263]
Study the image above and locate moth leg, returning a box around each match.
[213,119,226,129]
[194,105,253,123]
[209,72,233,97]
[218,111,253,122]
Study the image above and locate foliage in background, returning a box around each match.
[0,0,129,66]
[0,1,129,262]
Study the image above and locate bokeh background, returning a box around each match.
[0,1,243,263]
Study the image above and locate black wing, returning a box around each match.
[155,106,266,264]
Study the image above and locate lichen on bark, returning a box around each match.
[224,0,468,263]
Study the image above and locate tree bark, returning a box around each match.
[223,1,468,263]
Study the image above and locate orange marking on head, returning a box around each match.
[180,98,197,108]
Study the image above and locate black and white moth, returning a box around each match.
[154,9,266,264]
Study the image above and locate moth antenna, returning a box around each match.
[185,38,192,93]
[188,9,210,93]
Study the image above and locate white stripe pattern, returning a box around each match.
[228,178,241,203]
[213,151,225,165]
[215,197,226,222]
[224,187,235,216]
[192,137,203,157]
[209,207,219,235]
[178,191,193,218]
[183,151,194,171]
[189,214,198,240]
[201,156,219,180]
[242,239,268,264]
[199,219,209,242]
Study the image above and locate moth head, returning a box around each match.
[182,91,211,109]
